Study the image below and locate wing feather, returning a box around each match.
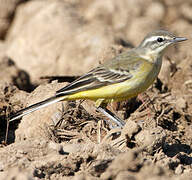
[56,51,149,96]
[56,66,132,96]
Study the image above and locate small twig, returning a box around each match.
[156,104,165,126]
[97,120,102,144]
[5,106,11,145]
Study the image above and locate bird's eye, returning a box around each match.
[157,37,164,43]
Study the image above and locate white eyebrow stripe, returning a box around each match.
[143,36,164,46]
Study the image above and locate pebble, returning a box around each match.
[175,164,184,175]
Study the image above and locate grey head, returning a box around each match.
[138,30,187,54]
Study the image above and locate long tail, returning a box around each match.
[9,96,65,122]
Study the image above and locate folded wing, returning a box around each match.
[56,66,133,96]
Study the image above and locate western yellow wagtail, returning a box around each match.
[9,30,187,127]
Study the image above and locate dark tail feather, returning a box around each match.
[9,96,64,122]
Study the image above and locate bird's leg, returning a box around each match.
[97,106,125,128]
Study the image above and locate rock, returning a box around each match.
[116,171,136,180]
[135,127,166,154]
[101,150,140,179]
[145,2,165,21]
[15,81,68,141]
[181,3,192,21]
[84,0,144,30]
[6,0,116,83]
[0,0,23,39]
[175,97,187,111]
[0,56,33,92]
[122,119,141,138]
[0,167,33,180]
[158,59,171,89]
[62,143,85,154]
[126,17,159,46]
[0,41,7,58]
[0,161,4,171]
[175,164,184,175]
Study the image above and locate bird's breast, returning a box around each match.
[113,58,162,100]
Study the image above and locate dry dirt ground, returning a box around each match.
[0,0,192,179]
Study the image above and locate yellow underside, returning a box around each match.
[64,75,155,107]
[63,58,160,107]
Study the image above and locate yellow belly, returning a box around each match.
[65,59,161,106]
[66,72,155,103]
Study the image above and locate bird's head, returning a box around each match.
[138,30,187,58]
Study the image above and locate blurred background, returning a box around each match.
[0,0,191,86]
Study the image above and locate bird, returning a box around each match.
[9,30,187,127]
